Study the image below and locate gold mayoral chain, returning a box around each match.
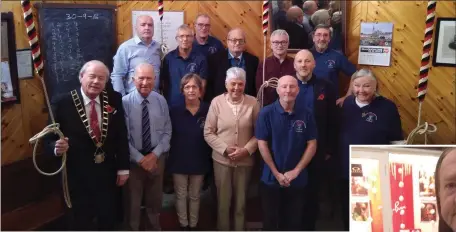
[71,90,109,163]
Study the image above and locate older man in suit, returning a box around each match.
[48,60,130,230]
[204,27,259,102]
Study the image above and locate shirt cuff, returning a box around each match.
[117,170,129,175]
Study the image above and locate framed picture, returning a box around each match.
[432,17,456,67]
[1,12,20,104]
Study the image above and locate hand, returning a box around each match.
[336,96,347,107]
[116,174,129,186]
[283,169,300,183]
[274,173,290,187]
[225,146,236,156]
[227,147,249,161]
[55,137,69,155]
[139,153,158,172]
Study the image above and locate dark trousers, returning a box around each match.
[302,162,321,230]
[260,182,306,231]
[67,175,118,230]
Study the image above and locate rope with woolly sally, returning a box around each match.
[257,0,279,107]
[406,0,438,144]
[21,0,72,208]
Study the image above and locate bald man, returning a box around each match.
[303,0,318,30]
[255,75,317,230]
[204,27,259,102]
[284,6,312,49]
[46,60,130,230]
[123,63,171,230]
[293,49,339,230]
[112,15,162,96]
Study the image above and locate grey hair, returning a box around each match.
[176,24,194,37]
[270,29,289,40]
[225,67,246,83]
[194,13,210,23]
[79,60,110,82]
[311,9,331,26]
[134,63,155,76]
[352,68,380,95]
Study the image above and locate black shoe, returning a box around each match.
[180,226,189,231]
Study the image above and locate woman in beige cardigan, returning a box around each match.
[204,67,260,231]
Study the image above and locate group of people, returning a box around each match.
[273,0,343,51]
[46,9,405,231]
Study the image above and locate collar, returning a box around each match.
[134,36,156,46]
[274,100,295,115]
[271,55,291,64]
[294,73,315,85]
[173,47,195,59]
[133,89,153,103]
[80,87,100,105]
[228,50,243,60]
[311,46,330,54]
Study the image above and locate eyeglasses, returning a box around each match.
[177,35,193,39]
[196,23,211,28]
[228,39,245,44]
[272,41,289,46]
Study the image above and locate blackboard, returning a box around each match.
[36,3,117,100]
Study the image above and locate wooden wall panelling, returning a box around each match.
[346,1,455,144]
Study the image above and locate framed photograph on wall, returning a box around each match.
[1,12,20,104]
[432,17,456,67]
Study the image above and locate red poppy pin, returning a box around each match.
[105,104,115,114]
[317,93,325,100]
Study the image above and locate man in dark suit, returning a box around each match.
[47,60,130,230]
[291,50,339,230]
[204,27,259,102]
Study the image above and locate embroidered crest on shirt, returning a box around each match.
[197,116,206,129]
[292,120,306,133]
[187,63,198,73]
[326,60,335,69]
[362,112,378,123]
[208,46,217,54]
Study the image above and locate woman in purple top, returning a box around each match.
[167,73,211,230]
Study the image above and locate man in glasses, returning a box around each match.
[255,29,295,106]
[192,14,224,57]
[205,27,259,102]
[160,24,208,107]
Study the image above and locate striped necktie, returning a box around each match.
[142,99,152,153]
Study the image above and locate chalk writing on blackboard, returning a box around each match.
[65,13,99,20]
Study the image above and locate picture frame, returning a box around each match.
[1,12,20,105]
[432,17,456,67]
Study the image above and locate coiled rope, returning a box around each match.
[406,0,438,144]
[256,77,278,107]
[21,0,72,208]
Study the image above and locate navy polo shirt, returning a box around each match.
[339,95,403,179]
[168,102,212,175]
[192,35,224,57]
[163,49,208,106]
[311,48,356,95]
[255,100,318,187]
[295,77,314,112]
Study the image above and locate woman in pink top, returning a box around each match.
[204,67,260,231]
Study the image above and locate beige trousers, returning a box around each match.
[125,156,165,231]
[173,174,204,227]
[213,161,252,231]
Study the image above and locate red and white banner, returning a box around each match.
[389,162,415,232]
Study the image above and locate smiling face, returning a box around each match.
[353,76,377,103]
[133,64,155,98]
[80,62,108,99]
[277,75,299,103]
[194,15,211,39]
[294,50,316,79]
[225,78,245,101]
[313,27,331,51]
[227,29,246,55]
[438,149,456,231]
[176,27,194,49]
[270,33,289,57]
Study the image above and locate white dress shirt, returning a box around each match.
[55,88,129,175]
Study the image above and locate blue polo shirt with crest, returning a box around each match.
[162,48,208,106]
[311,48,356,96]
[192,35,224,57]
[339,95,403,179]
[255,100,318,188]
